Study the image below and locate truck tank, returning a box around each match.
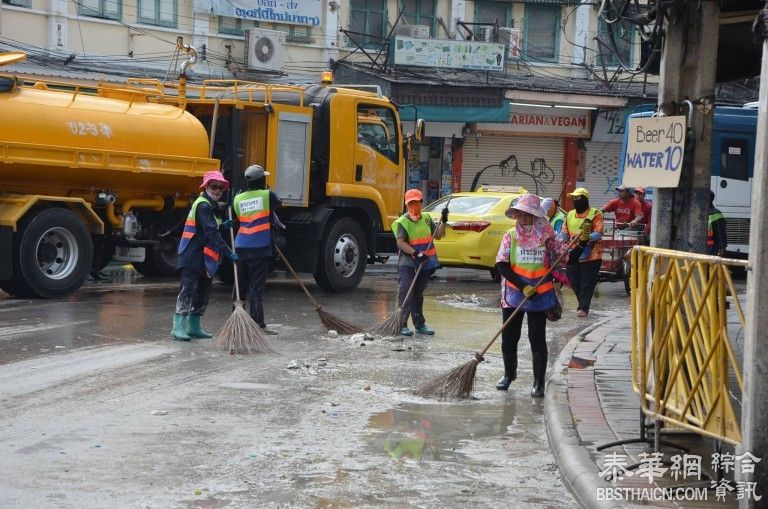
[0,78,217,199]
[0,60,219,299]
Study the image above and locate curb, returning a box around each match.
[544,319,624,509]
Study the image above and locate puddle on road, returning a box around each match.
[366,401,522,462]
[436,293,498,312]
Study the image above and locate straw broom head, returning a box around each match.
[414,353,483,399]
[317,306,364,335]
[366,308,403,337]
[214,304,275,354]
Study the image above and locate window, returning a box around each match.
[597,18,633,68]
[288,25,313,43]
[349,0,386,47]
[357,106,399,164]
[720,138,750,181]
[402,0,436,35]
[78,0,121,20]
[474,0,512,28]
[523,4,560,62]
[138,0,176,28]
[1,0,30,7]
[219,16,244,36]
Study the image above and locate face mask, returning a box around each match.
[407,202,422,218]
[572,197,588,212]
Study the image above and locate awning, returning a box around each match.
[399,102,509,123]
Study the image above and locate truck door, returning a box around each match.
[354,104,403,227]
[712,134,752,208]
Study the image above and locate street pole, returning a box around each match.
[739,4,768,506]
[650,2,719,253]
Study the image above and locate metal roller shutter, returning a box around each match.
[461,134,565,198]
[582,141,622,207]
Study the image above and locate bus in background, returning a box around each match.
[617,104,758,258]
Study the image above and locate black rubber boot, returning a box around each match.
[530,352,547,398]
[501,342,518,382]
[496,376,512,391]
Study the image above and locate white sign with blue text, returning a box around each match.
[622,115,686,188]
[196,0,321,26]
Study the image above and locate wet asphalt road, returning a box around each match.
[0,264,631,508]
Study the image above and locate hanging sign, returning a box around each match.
[622,115,686,188]
[391,36,505,71]
[197,0,322,26]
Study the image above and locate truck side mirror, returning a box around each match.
[415,119,425,144]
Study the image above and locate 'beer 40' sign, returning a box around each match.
[622,115,686,188]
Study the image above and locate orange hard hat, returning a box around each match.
[404,188,423,204]
[634,187,646,195]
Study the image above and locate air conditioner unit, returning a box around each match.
[498,27,520,59]
[473,26,493,42]
[394,24,431,38]
[245,28,286,72]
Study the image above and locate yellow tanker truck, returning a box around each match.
[0,48,414,297]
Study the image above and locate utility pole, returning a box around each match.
[739,3,768,506]
[650,1,719,253]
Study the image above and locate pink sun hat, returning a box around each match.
[505,194,546,219]
[199,170,229,190]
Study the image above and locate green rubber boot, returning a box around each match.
[171,314,191,341]
[187,314,213,339]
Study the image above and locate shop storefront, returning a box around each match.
[580,108,631,206]
[462,106,592,200]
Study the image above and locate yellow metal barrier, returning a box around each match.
[630,246,748,446]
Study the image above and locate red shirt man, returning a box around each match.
[635,187,652,235]
[601,186,642,228]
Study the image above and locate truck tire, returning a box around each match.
[132,241,179,277]
[314,217,367,293]
[11,208,93,298]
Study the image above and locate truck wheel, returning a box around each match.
[314,218,367,293]
[11,208,93,298]
[132,240,179,277]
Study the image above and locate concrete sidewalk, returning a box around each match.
[545,315,751,508]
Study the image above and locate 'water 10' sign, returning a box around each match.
[622,115,686,188]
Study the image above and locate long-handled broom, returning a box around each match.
[214,208,275,354]
[367,201,451,337]
[273,244,365,335]
[415,233,583,399]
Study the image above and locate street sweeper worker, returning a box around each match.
[232,164,283,335]
[173,170,238,341]
[494,194,568,397]
[563,187,604,318]
[392,188,446,337]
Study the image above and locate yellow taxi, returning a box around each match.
[424,185,527,279]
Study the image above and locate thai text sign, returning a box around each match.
[391,36,505,71]
[623,115,686,188]
[196,0,321,26]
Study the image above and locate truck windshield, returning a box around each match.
[357,106,399,164]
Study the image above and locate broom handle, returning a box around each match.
[228,206,242,303]
[400,197,452,308]
[477,233,582,358]
[274,243,322,310]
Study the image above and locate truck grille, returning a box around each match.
[726,217,750,246]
